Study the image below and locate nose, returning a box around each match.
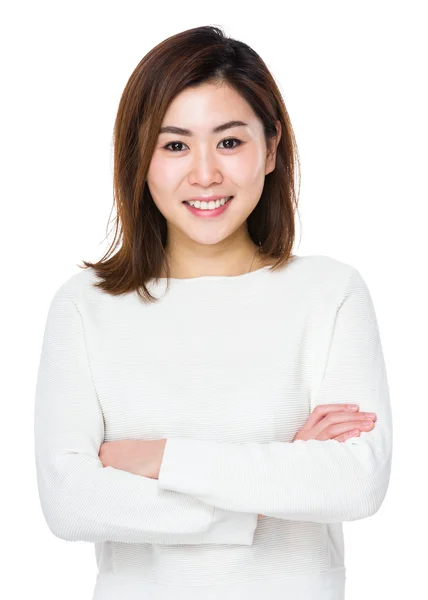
[187,147,223,186]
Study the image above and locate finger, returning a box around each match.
[317,419,375,441]
[300,404,360,431]
[332,429,361,442]
[312,411,375,438]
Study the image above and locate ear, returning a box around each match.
[265,119,282,176]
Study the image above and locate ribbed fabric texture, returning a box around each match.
[34,254,392,599]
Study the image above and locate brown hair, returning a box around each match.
[78,25,301,303]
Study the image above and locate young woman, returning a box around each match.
[34,25,392,600]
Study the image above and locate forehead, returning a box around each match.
[160,83,259,133]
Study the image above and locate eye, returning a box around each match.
[163,141,188,152]
[163,138,243,152]
[218,138,242,150]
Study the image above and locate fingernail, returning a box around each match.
[347,405,359,410]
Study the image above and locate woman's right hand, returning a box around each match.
[257,404,377,520]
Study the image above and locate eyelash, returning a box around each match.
[163,138,243,152]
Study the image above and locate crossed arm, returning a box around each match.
[34,267,392,544]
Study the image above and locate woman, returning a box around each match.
[34,25,392,600]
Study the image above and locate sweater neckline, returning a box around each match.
[151,264,273,284]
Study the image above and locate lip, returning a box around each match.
[184,195,233,202]
[183,196,234,217]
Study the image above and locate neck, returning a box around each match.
[161,243,269,279]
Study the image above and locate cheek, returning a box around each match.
[228,148,266,186]
[148,156,183,193]
[146,157,179,207]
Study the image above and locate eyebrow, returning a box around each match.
[159,120,249,136]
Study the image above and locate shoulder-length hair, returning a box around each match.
[79,25,301,303]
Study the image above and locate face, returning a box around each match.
[146,82,281,251]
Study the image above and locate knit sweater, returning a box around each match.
[34,254,393,600]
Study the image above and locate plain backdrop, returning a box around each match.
[2,1,426,598]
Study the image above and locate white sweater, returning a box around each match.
[34,254,393,600]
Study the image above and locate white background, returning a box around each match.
[2,1,426,598]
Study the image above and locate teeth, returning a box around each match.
[185,196,232,210]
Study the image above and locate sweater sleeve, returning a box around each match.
[34,287,258,545]
[157,267,393,523]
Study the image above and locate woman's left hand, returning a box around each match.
[99,439,167,479]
